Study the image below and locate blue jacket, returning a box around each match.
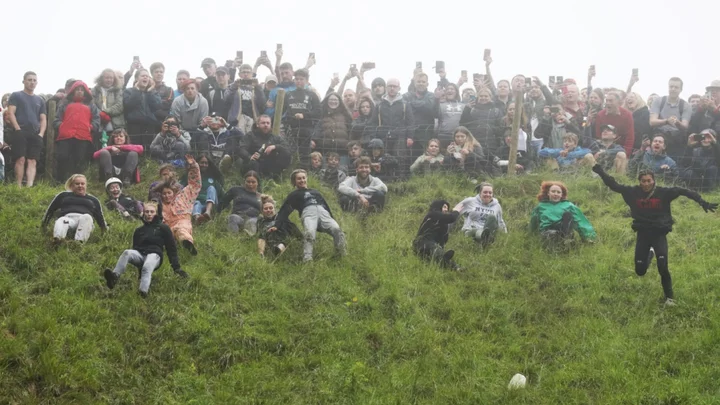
[538,147,592,167]
[630,149,677,174]
[265,81,296,117]
[123,88,162,126]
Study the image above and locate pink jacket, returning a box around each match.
[93,144,144,182]
[162,161,201,227]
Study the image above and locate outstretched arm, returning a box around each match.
[592,164,632,194]
[674,188,718,212]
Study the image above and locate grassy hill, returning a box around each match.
[2,162,720,404]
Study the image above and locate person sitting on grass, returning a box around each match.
[538,132,595,171]
[338,156,388,213]
[221,171,262,235]
[444,126,498,176]
[149,116,191,164]
[412,200,462,270]
[592,164,717,306]
[42,174,109,244]
[257,195,302,258]
[104,177,143,220]
[410,138,444,174]
[455,182,508,247]
[148,164,184,202]
[529,181,596,245]
[629,132,677,179]
[496,129,530,174]
[153,154,201,255]
[368,138,399,181]
[593,124,628,175]
[93,128,144,185]
[182,153,224,225]
[319,151,347,189]
[271,169,347,262]
[103,201,188,298]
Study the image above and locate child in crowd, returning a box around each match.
[321,151,347,189]
[496,129,530,174]
[594,125,628,174]
[368,138,398,181]
[538,133,595,170]
[309,151,324,176]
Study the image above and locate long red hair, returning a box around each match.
[537,181,568,201]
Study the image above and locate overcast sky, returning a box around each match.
[1,0,715,100]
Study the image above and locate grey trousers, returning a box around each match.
[113,249,161,293]
[227,214,258,235]
[301,205,347,260]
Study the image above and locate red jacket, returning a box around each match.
[55,81,100,142]
[595,107,635,155]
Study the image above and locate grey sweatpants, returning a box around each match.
[301,205,346,261]
[227,214,258,235]
[112,249,161,293]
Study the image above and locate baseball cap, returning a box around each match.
[216,66,229,75]
[601,124,616,133]
[200,58,216,67]
[265,75,278,84]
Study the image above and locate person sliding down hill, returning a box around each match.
[529,181,596,245]
[456,182,508,248]
[257,195,302,258]
[592,164,718,306]
[103,201,187,298]
[271,169,347,262]
[152,154,201,255]
[412,200,461,270]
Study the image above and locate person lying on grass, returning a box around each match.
[592,164,717,306]
[257,195,302,258]
[270,169,347,262]
[42,174,108,244]
[455,182,507,248]
[529,181,596,244]
[104,201,188,298]
[413,200,462,270]
[152,154,201,255]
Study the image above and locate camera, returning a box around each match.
[694,133,705,142]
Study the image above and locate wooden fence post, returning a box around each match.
[45,100,57,180]
[272,89,286,136]
[507,90,524,176]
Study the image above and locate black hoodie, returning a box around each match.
[132,204,181,270]
[414,200,459,246]
[593,165,709,233]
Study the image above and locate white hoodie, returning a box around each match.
[458,196,507,232]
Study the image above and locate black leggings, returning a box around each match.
[635,230,672,299]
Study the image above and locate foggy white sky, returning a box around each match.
[1,0,716,99]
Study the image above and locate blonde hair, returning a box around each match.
[310,151,323,160]
[453,126,481,152]
[626,92,647,111]
[143,201,158,210]
[563,133,579,144]
[64,174,86,191]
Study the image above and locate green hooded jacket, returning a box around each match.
[530,200,596,241]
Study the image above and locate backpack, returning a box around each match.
[657,96,685,120]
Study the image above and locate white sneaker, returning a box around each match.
[664,298,676,307]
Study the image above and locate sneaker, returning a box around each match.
[182,240,198,256]
[648,248,655,266]
[174,268,189,278]
[139,290,148,299]
[303,256,313,263]
[664,298,676,307]
[273,243,286,256]
[443,249,455,261]
[104,268,118,289]
[196,212,211,225]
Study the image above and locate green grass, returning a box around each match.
[2,162,720,404]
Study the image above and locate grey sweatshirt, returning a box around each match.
[458,196,507,232]
[170,94,209,130]
[338,175,387,198]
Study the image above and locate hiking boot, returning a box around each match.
[182,240,198,256]
[443,249,455,261]
[104,268,118,289]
